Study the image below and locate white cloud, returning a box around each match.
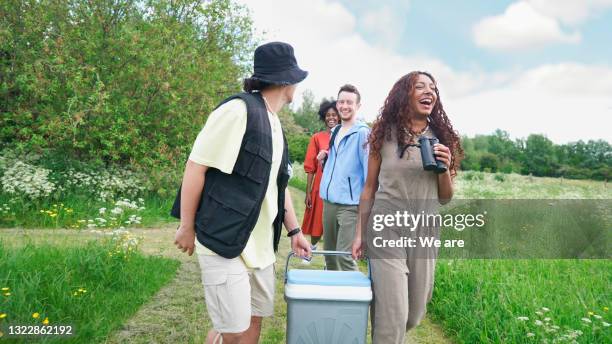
[512,63,612,95]
[528,0,612,25]
[240,0,507,114]
[472,1,581,52]
[360,5,402,48]
[239,0,612,143]
[448,63,612,143]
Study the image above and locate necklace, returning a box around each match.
[261,95,279,133]
[402,124,428,137]
[262,96,277,116]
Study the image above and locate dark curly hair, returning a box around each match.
[318,100,338,121]
[368,71,463,176]
[243,78,273,93]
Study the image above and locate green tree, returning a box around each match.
[292,90,325,135]
[0,0,255,169]
[479,153,499,173]
[287,134,310,163]
[522,134,557,176]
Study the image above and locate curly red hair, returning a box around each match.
[368,71,463,176]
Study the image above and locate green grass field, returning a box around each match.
[0,168,609,343]
[290,164,611,343]
[0,237,179,343]
[431,260,610,343]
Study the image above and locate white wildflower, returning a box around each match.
[517,316,529,321]
[1,161,56,199]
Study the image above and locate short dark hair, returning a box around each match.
[337,84,361,104]
[318,100,338,121]
[243,78,273,93]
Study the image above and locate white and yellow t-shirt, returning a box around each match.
[188,98,283,269]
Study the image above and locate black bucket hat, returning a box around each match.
[250,42,308,85]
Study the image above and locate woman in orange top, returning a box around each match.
[302,100,339,245]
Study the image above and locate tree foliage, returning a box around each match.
[0,0,255,169]
[461,130,611,180]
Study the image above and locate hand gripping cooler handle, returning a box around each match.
[284,250,371,283]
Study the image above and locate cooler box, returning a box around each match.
[284,251,372,344]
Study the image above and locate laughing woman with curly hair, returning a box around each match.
[352,71,463,343]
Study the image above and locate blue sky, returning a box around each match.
[242,0,612,143]
[342,0,612,71]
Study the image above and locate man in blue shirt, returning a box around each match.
[319,84,369,271]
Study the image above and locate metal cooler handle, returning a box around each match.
[284,250,371,283]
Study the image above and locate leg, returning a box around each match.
[241,316,263,344]
[206,330,242,344]
[244,263,275,343]
[405,231,438,331]
[198,255,251,343]
[310,235,321,246]
[336,205,358,271]
[322,201,339,270]
[370,258,410,344]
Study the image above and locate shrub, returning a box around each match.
[288,135,310,163]
[0,0,255,171]
[461,171,484,181]
[479,153,499,173]
[494,173,506,182]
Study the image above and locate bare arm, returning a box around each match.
[174,160,208,256]
[352,153,381,259]
[437,171,453,204]
[284,187,313,258]
[305,172,314,208]
[434,143,454,204]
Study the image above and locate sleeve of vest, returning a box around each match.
[188,99,247,174]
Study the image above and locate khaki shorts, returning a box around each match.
[197,254,275,333]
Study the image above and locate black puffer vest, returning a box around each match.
[171,92,290,258]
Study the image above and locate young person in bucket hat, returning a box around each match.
[173,42,312,344]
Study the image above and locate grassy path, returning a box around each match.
[0,187,453,343]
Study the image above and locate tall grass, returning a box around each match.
[0,193,175,229]
[287,166,611,342]
[430,260,611,343]
[0,239,180,343]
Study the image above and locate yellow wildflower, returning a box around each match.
[42,317,49,325]
[605,307,609,312]
[50,213,57,218]
[0,313,6,319]
[588,311,594,316]
[0,288,8,291]
[3,293,10,296]
[32,312,40,319]
[73,292,78,296]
